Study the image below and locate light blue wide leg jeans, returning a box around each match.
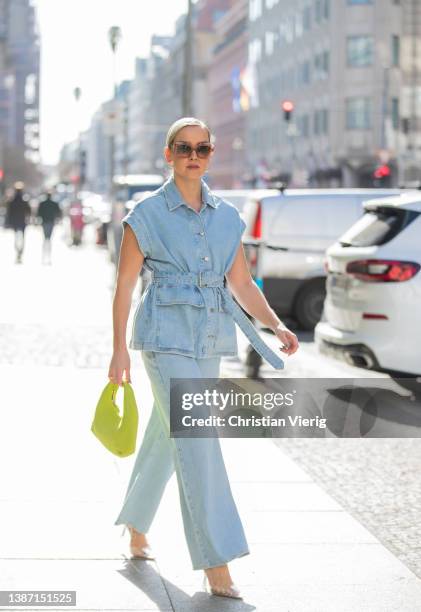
[114,350,250,570]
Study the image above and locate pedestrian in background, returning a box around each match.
[36,189,62,264]
[108,117,299,600]
[68,199,84,246]
[4,181,32,264]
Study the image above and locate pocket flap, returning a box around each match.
[156,284,205,307]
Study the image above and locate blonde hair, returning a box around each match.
[165,117,215,149]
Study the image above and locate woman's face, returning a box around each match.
[164,125,214,180]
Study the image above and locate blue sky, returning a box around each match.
[36,0,187,164]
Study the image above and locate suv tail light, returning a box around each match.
[346,259,420,282]
[251,201,262,239]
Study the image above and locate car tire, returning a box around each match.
[391,375,421,398]
[294,279,326,331]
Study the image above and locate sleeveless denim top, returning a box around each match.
[122,176,284,370]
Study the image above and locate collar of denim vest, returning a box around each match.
[162,175,219,211]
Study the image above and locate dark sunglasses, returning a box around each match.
[172,141,214,159]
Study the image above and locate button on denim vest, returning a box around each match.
[121,176,284,370]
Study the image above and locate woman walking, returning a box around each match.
[108,117,299,599]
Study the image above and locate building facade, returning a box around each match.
[246,0,421,187]
[0,0,40,164]
[208,0,248,187]
[0,0,41,192]
[144,0,233,174]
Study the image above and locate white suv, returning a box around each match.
[315,192,421,376]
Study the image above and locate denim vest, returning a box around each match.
[122,176,284,370]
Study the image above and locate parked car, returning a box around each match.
[241,188,403,329]
[315,192,421,376]
[212,189,275,215]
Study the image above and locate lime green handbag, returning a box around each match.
[91,381,139,457]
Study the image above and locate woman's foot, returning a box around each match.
[126,524,155,560]
[203,564,242,599]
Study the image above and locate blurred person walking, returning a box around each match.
[108,117,299,600]
[36,190,62,264]
[68,199,84,246]
[4,182,32,264]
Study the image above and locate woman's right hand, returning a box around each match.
[108,348,131,385]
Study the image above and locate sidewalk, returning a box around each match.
[1,225,421,610]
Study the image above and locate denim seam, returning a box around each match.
[139,208,153,257]
[150,351,212,568]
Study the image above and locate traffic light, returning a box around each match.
[282,100,294,122]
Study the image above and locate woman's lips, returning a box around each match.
[187,164,200,168]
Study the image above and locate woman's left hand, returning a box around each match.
[273,325,299,356]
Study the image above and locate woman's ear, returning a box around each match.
[164,146,172,165]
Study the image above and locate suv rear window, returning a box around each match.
[339,207,419,247]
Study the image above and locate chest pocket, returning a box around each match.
[155,285,205,353]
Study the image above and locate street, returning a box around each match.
[1,223,421,610]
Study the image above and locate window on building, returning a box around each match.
[315,0,323,22]
[25,74,37,105]
[391,98,400,130]
[314,110,319,135]
[303,114,309,137]
[347,36,373,66]
[324,0,330,18]
[303,5,311,31]
[321,108,329,134]
[250,0,262,21]
[297,61,311,85]
[392,35,400,66]
[295,11,304,37]
[286,15,295,42]
[322,50,330,75]
[249,38,262,63]
[265,31,275,55]
[347,0,373,4]
[25,108,38,120]
[313,109,328,135]
[346,97,371,129]
[314,51,329,79]
[303,61,310,84]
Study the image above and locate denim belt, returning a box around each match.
[151,271,284,370]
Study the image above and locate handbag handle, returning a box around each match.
[109,381,129,403]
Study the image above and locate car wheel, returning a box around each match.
[294,279,326,331]
[391,376,421,398]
